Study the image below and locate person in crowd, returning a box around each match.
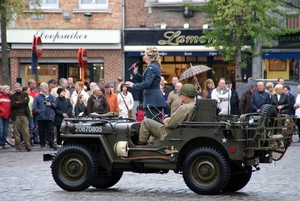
[0,85,11,150]
[191,80,202,100]
[98,78,105,94]
[137,84,196,145]
[32,82,58,150]
[265,82,274,96]
[117,83,134,118]
[226,80,239,115]
[54,88,72,147]
[202,79,215,99]
[51,78,71,99]
[251,81,271,113]
[87,86,109,115]
[278,77,284,85]
[136,104,145,122]
[160,76,172,96]
[171,76,179,91]
[114,76,123,94]
[104,84,119,115]
[74,94,87,117]
[160,84,170,117]
[22,86,34,146]
[294,85,300,142]
[28,79,40,144]
[66,77,75,95]
[48,79,57,92]
[28,79,39,98]
[211,78,231,115]
[271,84,290,114]
[125,46,166,120]
[84,82,89,92]
[88,82,97,96]
[283,85,295,116]
[10,83,31,151]
[167,82,182,116]
[239,85,256,115]
[70,81,89,109]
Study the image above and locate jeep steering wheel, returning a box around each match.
[147,104,163,124]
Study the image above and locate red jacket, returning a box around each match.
[136,110,145,122]
[0,92,11,119]
[29,88,40,98]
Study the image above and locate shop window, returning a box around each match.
[175,56,185,62]
[30,0,59,9]
[164,56,174,62]
[93,64,104,82]
[264,59,290,80]
[24,64,58,85]
[197,56,207,62]
[79,0,108,9]
[186,56,197,62]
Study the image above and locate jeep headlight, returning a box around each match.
[60,123,75,134]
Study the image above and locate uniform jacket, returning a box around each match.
[0,92,11,119]
[86,95,109,115]
[117,92,134,118]
[250,90,271,112]
[164,99,195,129]
[132,63,166,109]
[32,93,57,121]
[54,97,73,126]
[271,93,290,114]
[10,92,30,121]
[104,92,119,114]
[239,89,253,115]
[167,90,181,116]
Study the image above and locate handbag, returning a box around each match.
[120,93,133,118]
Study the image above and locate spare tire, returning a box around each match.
[259,104,277,128]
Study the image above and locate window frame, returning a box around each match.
[78,0,108,10]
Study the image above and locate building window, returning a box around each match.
[30,0,59,9]
[79,0,108,9]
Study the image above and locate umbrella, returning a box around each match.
[179,64,212,81]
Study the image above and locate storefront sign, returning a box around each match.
[278,33,300,46]
[127,51,221,57]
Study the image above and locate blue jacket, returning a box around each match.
[250,90,271,112]
[32,93,57,121]
[132,63,166,109]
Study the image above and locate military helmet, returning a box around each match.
[179,84,197,97]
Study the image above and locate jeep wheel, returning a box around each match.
[51,145,97,191]
[222,165,252,192]
[91,170,123,189]
[182,147,230,195]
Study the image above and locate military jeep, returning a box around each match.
[44,99,294,195]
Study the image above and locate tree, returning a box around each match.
[0,0,41,85]
[185,0,300,88]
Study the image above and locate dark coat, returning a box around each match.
[271,93,290,114]
[32,93,57,121]
[10,92,30,121]
[86,95,109,115]
[54,97,73,126]
[250,90,271,112]
[287,93,295,116]
[74,103,87,117]
[132,63,166,109]
[230,89,239,115]
[239,90,253,115]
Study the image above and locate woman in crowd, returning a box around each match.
[0,85,11,150]
[271,84,290,114]
[54,88,72,147]
[118,83,134,118]
[125,46,166,120]
[74,94,87,117]
[202,79,215,99]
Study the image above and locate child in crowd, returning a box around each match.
[136,104,145,122]
[74,94,87,117]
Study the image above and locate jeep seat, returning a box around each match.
[194,99,217,122]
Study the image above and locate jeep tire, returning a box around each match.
[222,165,252,192]
[91,170,123,189]
[51,145,97,191]
[182,147,230,195]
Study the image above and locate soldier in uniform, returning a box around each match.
[137,84,196,145]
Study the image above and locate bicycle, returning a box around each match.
[6,121,38,147]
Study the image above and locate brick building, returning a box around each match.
[0,0,123,86]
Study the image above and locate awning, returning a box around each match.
[262,52,300,59]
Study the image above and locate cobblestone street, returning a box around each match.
[1,138,300,201]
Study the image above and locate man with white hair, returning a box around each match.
[270,84,290,114]
[250,81,271,113]
[51,78,70,99]
[88,82,97,96]
[167,82,182,116]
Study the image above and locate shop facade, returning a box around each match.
[6,29,122,86]
[124,29,252,102]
